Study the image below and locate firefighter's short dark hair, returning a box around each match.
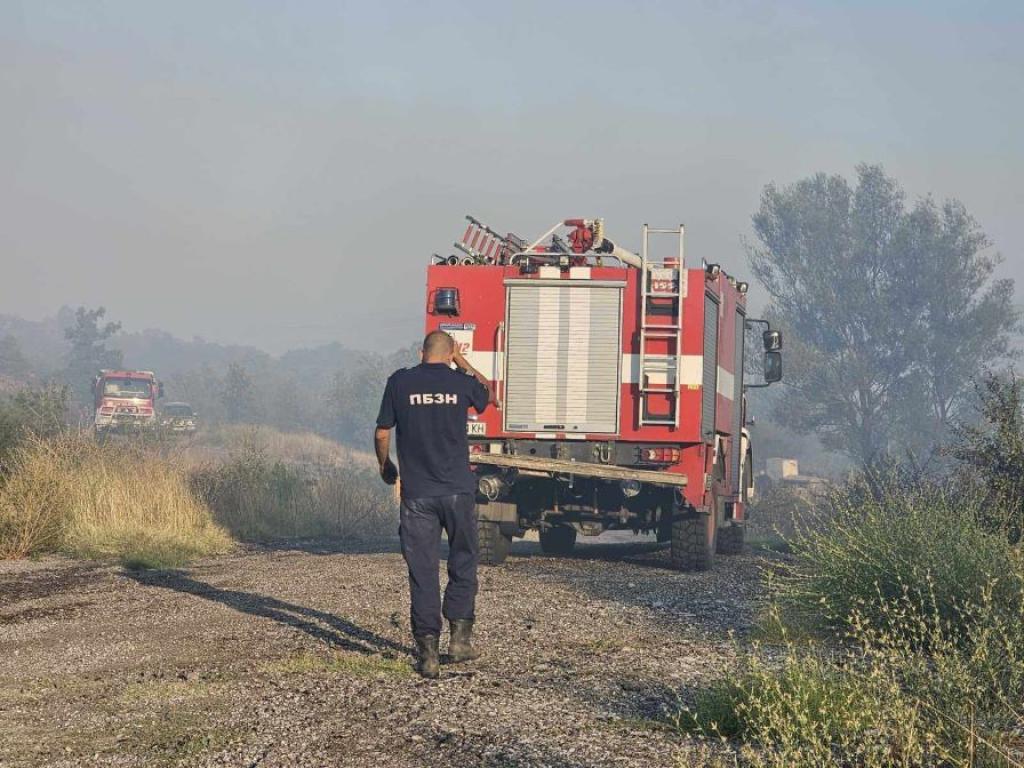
[422,330,454,358]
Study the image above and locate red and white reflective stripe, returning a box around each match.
[464,352,734,400]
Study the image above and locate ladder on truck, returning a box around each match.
[638,224,685,427]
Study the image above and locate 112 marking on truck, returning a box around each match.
[424,216,782,571]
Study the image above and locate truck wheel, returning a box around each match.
[670,512,716,571]
[539,526,577,556]
[478,521,511,566]
[716,522,745,555]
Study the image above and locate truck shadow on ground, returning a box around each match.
[501,537,673,571]
[124,570,413,656]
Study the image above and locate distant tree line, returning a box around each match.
[0,306,419,448]
[165,343,418,443]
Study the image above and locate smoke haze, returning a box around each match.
[2,1,1021,352]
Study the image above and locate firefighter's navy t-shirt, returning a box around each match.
[376,363,489,500]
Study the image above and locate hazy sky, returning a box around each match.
[2,1,1022,353]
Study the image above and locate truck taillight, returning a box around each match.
[642,447,680,464]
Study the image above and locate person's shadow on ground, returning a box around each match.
[124,569,412,657]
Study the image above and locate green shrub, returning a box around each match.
[0,383,69,466]
[776,474,1018,634]
[681,470,1024,768]
[747,482,817,546]
[192,446,396,541]
[950,370,1024,543]
[681,643,937,767]
[682,588,1024,767]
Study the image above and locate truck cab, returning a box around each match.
[92,370,162,434]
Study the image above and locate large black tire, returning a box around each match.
[478,521,511,566]
[539,525,577,556]
[716,522,745,555]
[670,512,716,571]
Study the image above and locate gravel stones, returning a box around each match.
[0,535,765,767]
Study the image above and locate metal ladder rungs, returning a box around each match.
[641,357,677,368]
[638,223,685,428]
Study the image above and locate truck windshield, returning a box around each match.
[103,378,152,399]
[164,405,192,417]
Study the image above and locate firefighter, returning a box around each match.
[374,330,492,678]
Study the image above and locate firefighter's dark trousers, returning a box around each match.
[399,493,479,638]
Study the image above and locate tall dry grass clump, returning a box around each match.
[191,444,396,541]
[190,424,377,470]
[0,433,232,568]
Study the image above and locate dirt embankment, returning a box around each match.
[0,536,766,768]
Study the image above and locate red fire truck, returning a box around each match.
[424,217,782,571]
[92,369,164,435]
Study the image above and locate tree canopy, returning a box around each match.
[63,307,123,406]
[748,164,1019,468]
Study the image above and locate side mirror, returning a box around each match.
[764,351,782,383]
[763,330,782,351]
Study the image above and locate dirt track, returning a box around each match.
[0,536,766,768]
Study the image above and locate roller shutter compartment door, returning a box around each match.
[504,283,622,434]
[701,294,719,443]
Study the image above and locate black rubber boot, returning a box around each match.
[447,619,481,663]
[414,634,440,679]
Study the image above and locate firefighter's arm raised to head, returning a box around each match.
[374,427,398,485]
[452,349,495,405]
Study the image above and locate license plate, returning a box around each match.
[467,422,487,436]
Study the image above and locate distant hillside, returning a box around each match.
[0,307,363,383]
[278,342,360,392]
[116,329,273,378]
[0,310,71,374]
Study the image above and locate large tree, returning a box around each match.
[63,307,123,405]
[748,164,1018,468]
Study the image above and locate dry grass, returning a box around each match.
[188,424,376,469]
[0,433,232,568]
[191,445,396,541]
[262,650,411,678]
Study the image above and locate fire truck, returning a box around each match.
[423,217,782,571]
[92,369,164,435]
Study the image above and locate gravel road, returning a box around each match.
[0,535,766,768]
